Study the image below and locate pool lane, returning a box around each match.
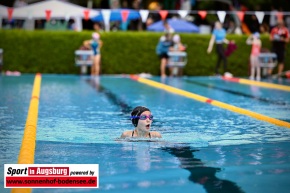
[130,75,290,129]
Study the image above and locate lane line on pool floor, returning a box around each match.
[130,75,290,129]
[222,76,290,92]
[12,73,42,193]
[184,79,287,106]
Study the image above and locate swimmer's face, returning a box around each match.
[137,111,152,132]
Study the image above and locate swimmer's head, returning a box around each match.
[131,106,150,127]
[92,32,100,40]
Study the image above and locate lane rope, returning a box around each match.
[130,75,290,129]
[12,73,42,193]
[222,76,290,92]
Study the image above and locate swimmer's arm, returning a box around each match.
[151,131,162,138]
[120,131,132,138]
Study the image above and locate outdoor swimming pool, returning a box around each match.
[1,74,290,193]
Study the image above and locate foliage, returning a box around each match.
[0,30,289,76]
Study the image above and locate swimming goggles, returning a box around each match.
[131,115,154,120]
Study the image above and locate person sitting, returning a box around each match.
[120,106,162,138]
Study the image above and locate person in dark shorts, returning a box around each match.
[207,21,231,76]
[269,20,289,76]
[156,33,173,77]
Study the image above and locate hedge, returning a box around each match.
[0,30,289,76]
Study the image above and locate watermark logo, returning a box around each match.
[4,164,99,188]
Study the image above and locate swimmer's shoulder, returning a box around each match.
[120,130,133,138]
[150,131,162,138]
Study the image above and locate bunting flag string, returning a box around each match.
[6,6,290,25]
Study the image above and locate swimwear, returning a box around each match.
[132,130,151,138]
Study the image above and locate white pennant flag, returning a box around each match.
[139,10,149,23]
[217,11,226,23]
[27,11,33,20]
[178,10,188,18]
[255,11,265,24]
[101,9,111,31]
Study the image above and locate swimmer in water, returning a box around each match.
[120,106,162,138]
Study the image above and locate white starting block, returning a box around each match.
[258,53,277,76]
[75,50,94,74]
[167,51,187,76]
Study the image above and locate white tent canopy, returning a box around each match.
[12,0,99,19]
[10,0,99,31]
[0,5,9,18]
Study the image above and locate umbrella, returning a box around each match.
[147,18,199,33]
[91,9,140,22]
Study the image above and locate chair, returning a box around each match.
[74,50,94,74]
[258,52,277,76]
[167,51,187,76]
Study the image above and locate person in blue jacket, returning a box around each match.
[156,33,173,77]
[207,21,230,76]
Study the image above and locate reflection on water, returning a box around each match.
[121,142,154,172]
[162,146,245,193]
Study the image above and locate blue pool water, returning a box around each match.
[1,74,290,193]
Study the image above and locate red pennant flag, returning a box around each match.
[276,12,283,21]
[45,10,51,21]
[198,10,207,20]
[121,10,129,22]
[159,10,168,20]
[84,10,90,21]
[7,8,13,21]
[236,11,245,22]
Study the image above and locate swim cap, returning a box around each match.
[131,106,150,127]
[92,32,100,40]
[173,34,180,43]
[253,32,260,38]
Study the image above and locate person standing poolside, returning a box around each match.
[207,21,230,76]
[83,32,103,76]
[269,20,289,77]
[120,106,162,138]
[246,32,262,81]
[156,33,174,77]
